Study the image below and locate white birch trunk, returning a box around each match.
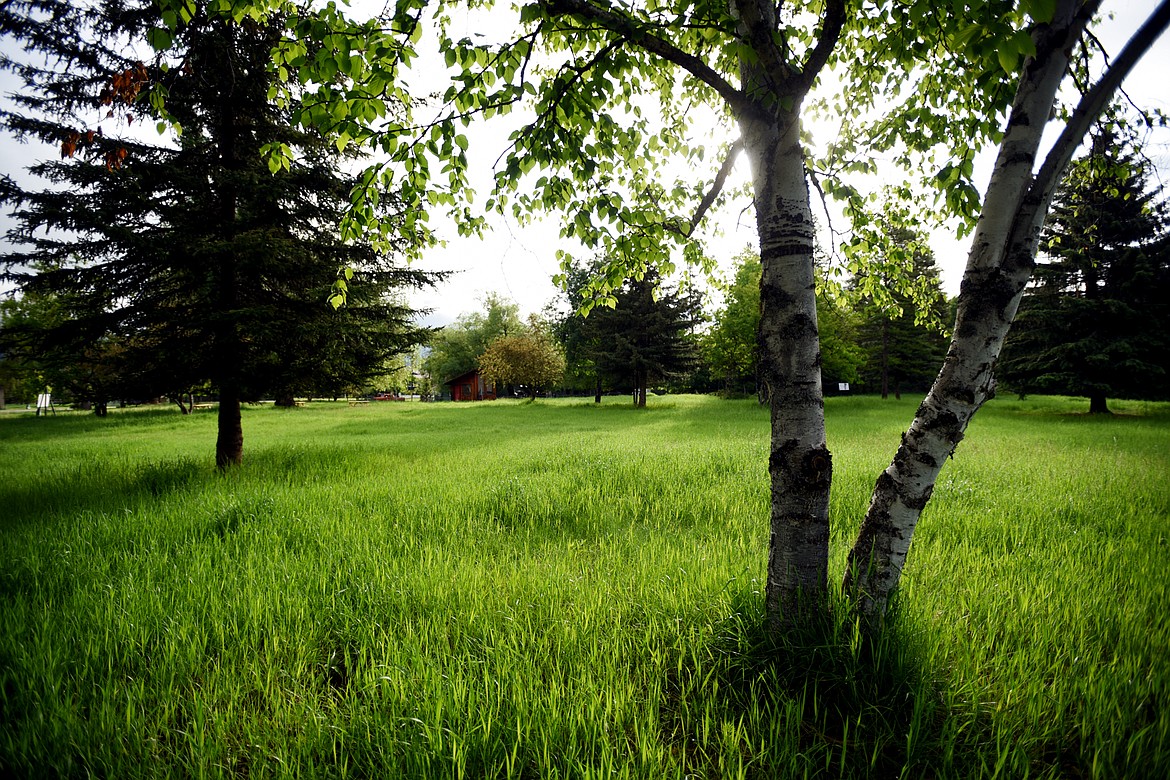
[741,111,831,626]
[844,0,1170,622]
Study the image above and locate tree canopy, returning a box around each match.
[851,228,950,400]
[423,293,526,388]
[478,322,566,399]
[0,0,439,463]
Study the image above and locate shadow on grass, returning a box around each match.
[665,588,940,778]
[0,456,208,527]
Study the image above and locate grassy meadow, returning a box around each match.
[1,394,1167,778]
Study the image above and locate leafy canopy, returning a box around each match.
[144,0,1064,310]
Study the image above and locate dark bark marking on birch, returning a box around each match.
[758,280,795,309]
[901,485,933,511]
[780,312,819,341]
[763,243,815,258]
[802,448,832,487]
[928,408,961,431]
[1006,111,1031,129]
[914,451,940,469]
[943,386,977,406]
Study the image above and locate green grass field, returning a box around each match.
[1,395,1167,778]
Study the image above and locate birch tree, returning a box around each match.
[148,0,1170,628]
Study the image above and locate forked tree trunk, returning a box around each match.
[844,0,1170,623]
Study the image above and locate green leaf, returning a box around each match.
[1021,0,1057,24]
[147,27,173,52]
[997,46,1018,75]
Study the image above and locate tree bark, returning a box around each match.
[211,20,244,471]
[634,364,647,407]
[216,386,243,469]
[840,0,1170,624]
[1089,392,1110,414]
[742,110,831,627]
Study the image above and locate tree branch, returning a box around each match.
[1029,0,1170,209]
[667,139,744,238]
[539,0,754,117]
[795,0,846,92]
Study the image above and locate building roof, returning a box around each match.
[444,368,481,386]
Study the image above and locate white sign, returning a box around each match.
[36,393,51,410]
[838,383,850,392]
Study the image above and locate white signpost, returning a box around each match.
[35,393,54,416]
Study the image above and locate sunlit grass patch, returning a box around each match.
[1,395,1167,777]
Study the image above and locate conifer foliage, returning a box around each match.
[553,263,701,406]
[0,0,439,466]
[999,123,1170,413]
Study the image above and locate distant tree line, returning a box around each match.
[419,123,1168,412]
[2,45,1164,425]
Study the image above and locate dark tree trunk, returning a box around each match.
[210,20,244,471]
[1088,392,1111,414]
[275,394,296,407]
[634,365,647,407]
[594,375,602,404]
[880,319,890,400]
[94,400,108,417]
[216,387,243,469]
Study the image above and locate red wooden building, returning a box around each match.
[446,369,496,401]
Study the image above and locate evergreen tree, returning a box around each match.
[851,229,950,399]
[0,1,438,464]
[999,123,1170,413]
[586,269,702,408]
[549,260,609,401]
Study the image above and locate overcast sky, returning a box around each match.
[2,1,1167,326]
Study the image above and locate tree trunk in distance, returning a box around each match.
[1089,392,1110,414]
[216,387,243,469]
[880,319,890,399]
